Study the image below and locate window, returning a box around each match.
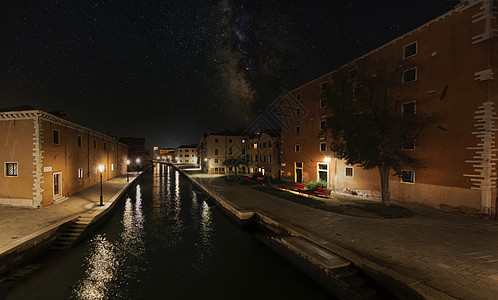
[320,142,327,152]
[263,142,267,148]
[402,137,415,150]
[268,142,272,148]
[349,68,357,80]
[180,149,183,152]
[320,120,327,130]
[215,138,218,143]
[53,130,60,145]
[402,101,416,116]
[229,139,232,143]
[214,158,219,163]
[221,167,225,172]
[263,155,266,162]
[242,148,245,154]
[103,142,106,150]
[401,170,415,183]
[5,162,18,177]
[253,143,257,149]
[229,167,233,171]
[269,155,272,163]
[228,147,232,154]
[185,154,189,157]
[345,167,353,177]
[296,93,301,101]
[295,126,301,134]
[77,136,82,147]
[318,163,328,183]
[403,67,417,83]
[320,97,327,108]
[242,166,246,171]
[296,107,301,116]
[215,148,219,155]
[295,144,300,152]
[404,42,417,59]
[180,154,183,157]
[78,168,83,179]
[93,139,97,149]
[321,82,327,91]
[111,164,114,171]
[215,167,219,172]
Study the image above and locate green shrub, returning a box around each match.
[305,180,328,191]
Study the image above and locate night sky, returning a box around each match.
[0,1,458,149]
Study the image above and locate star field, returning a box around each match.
[0,0,458,148]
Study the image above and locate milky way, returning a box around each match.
[0,0,459,148]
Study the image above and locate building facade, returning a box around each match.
[199,130,247,174]
[281,0,498,213]
[246,130,281,178]
[0,107,129,207]
[174,144,199,164]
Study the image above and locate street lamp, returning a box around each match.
[98,164,105,206]
[136,158,141,164]
[126,159,130,182]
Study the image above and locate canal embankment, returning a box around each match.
[172,164,463,300]
[0,173,141,276]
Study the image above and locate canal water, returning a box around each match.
[8,165,331,299]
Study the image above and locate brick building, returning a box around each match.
[0,106,129,207]
[281,0,498,213]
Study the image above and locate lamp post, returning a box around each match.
[98,164,105,206]
[126,159,130,181]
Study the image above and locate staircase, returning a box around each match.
[51,214,94,251]
[53,195,69,204]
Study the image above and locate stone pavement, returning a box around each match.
[183,169,498,300]
[0,174,138,251]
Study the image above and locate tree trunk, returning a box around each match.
[378,166,391,206]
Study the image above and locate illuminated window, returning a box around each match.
[404,42,417,59]
[78,168,83,179]
[5,162,18,177]
[111,164,114,171]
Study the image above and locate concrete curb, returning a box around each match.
[174,165,456,300]
[0,174,141,276]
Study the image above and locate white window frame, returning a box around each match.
[320,142,327,152]
[5,162,18,177]
[317,163,329,184]
[345,166,354,177]
[78,168,83,179]
[402,100,416,116]
[401,170,415,184]
[403,41,417,59]
[403,67,417,83]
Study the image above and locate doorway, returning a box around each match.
[53,172,62,198]
[295,162,303,183]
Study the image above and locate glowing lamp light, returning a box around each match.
[126,159,130,165]
[324,156,331,163]
[157,156,160,159]
[136,158,141,164]
[204,158,208,161]
[98,165,105,173]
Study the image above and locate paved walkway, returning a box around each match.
[0,174,138,250]
[184,169,498,300]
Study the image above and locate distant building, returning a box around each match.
[174,144,199,164]
[199,130,247,174]
[119,137,147,168]
[246,129,281,178]
[280,0,498,214]
[0,106,129,207]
